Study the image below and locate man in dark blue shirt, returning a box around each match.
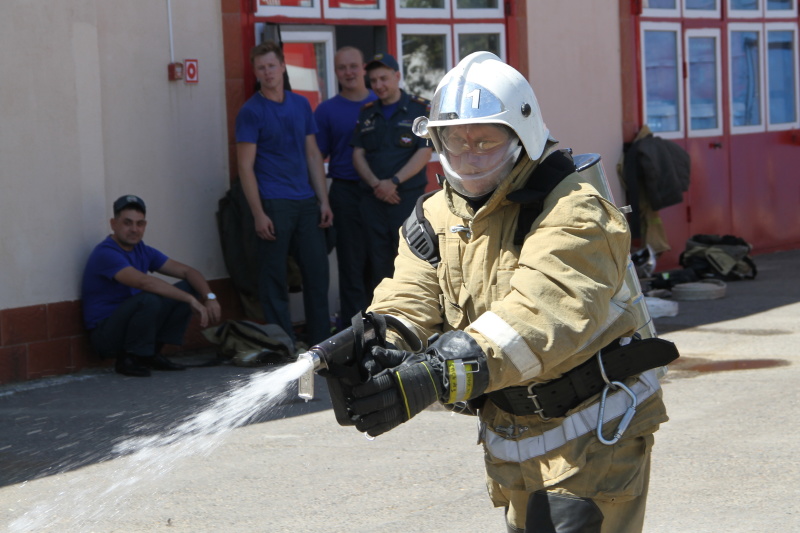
[315,46,377,324]
[82,195,222,377]
[236,40,333,347]
[351,53,432,291]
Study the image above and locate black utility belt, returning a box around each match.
[487,338,680,419]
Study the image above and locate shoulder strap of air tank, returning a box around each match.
[506,149,577,246]
[401,190,440,267]
[401,149,576,265]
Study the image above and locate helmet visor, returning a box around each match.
[436,123,521,198]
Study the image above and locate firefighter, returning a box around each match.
[346,52,670,532]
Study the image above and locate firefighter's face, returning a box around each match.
[436,123,521,198]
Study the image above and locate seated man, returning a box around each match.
[81,195,222,377]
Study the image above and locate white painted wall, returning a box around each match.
[0,0,229,310]
[0,0,626,316]
[526,0,626,205]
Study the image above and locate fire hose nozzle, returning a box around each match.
[297,351,324,401]
[293,313,422,425]
[294,320,375,403]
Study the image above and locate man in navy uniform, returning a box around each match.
[351,52,432,292]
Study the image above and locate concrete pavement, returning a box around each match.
[1,249,799,532]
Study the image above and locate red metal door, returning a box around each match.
[731,131,800,249]
[633,4,800,269]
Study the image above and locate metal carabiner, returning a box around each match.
[596,381,638,446]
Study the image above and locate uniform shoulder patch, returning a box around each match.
[410,95,431,113]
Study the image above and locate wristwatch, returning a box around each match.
[390,175,401,186]
[206,293,217,301]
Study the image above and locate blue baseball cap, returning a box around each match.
[366,52,399,72]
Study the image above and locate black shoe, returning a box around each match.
[115,354,151,377]
[139,354,186,371]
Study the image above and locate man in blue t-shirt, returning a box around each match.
[236,41,333,347]
[81,195,222,377]
[315,46,377,325]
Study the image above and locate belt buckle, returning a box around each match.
[526,384,551,421]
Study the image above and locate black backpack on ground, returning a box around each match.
[679,234,757,281]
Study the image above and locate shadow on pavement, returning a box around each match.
[2,250,797,488]
[651,249,800,335]
[0,358,333,488]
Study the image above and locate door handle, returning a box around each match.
[709,142,723,149]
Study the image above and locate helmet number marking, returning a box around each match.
[465,88,481,109]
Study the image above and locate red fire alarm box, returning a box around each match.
[185,59,198,84]
[168,62,184,81]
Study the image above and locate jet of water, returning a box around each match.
[9,358,313,532]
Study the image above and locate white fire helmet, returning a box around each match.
[412,52,549,198]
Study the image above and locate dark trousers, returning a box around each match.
[89,280,194,358]
[360,185,425,293]
[257,197,330,346]
[330,179,371,322]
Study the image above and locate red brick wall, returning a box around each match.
[0,278,241,385]
[222,0,250,183]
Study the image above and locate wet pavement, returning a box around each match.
[1,249,799,532]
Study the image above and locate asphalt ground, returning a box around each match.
[1,249,798,532]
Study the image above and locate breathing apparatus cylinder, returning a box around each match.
[573,153,657,341]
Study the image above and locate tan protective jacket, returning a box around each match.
[368,150,668,501]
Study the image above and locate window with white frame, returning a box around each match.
[730,0,799,17]
[642,0,681,17]
[397,25,452,99]
[392,24,505,99]
[395,0,450,19]
[729,0,763,18]
[647,0,797,17]
[640,0,799,137]
[686,29,723,136]
[684,0,721,18]
[455,24,505,60]
[281,29,336,111]
[766,0,797,16]
[641,22,684,138]
[766,24,799,129]
[729,24,765,133]
[452,0,504,20]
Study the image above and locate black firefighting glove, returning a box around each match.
[348,330,490,437]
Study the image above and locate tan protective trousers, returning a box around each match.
[497,435,652,533]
